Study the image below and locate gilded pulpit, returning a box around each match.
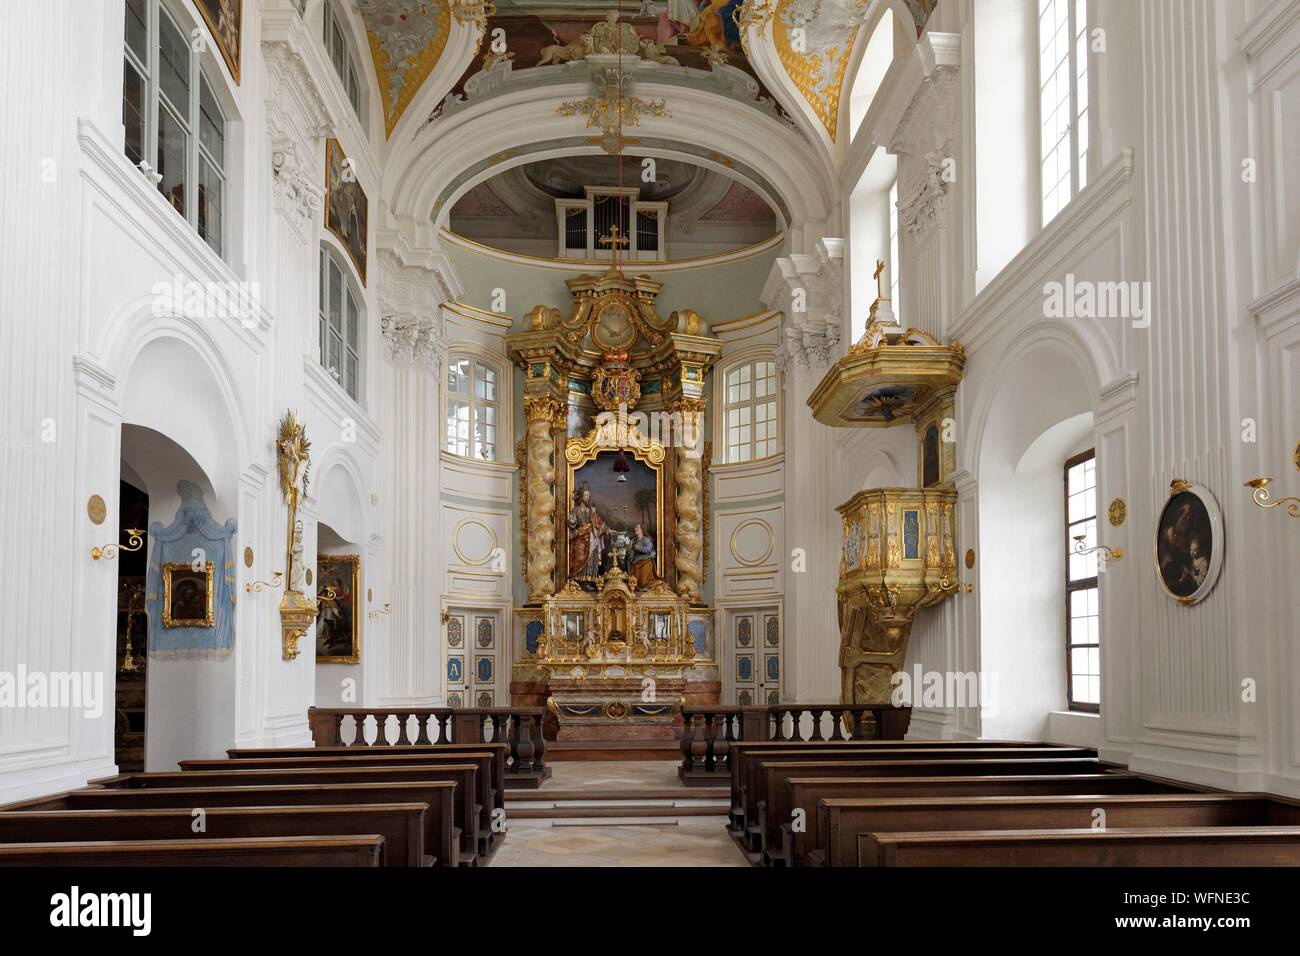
[507,270,721,740]
[809,323,968,706]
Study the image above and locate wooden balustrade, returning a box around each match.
[679,704,912,786]
[307,707,551,787]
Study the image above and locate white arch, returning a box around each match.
[383,75,835,249]
[311,442,372,545]
[100,299,256,471]
[962,319,1116,477]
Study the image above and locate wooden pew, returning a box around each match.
[727,741,1091,828]
[0,804,430,867]
[743,759,1107,863]
[829,792,1300,866]
[0,835,385,866]
[733,747,1099,838]
[182,750,501,856]
[93,765,482,865]
[784,773,1189,867]
[863,826,1300,866]
[225,743,507,806]
[4,781,460,868]
[748,753,1104,858]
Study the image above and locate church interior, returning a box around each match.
[2,0,1300,902]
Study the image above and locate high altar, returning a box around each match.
[507,270,722,742]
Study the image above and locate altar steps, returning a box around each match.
[503,790,730,825]
[506,787,729,802]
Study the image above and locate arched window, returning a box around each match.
[123,0,229,257]
[724,359,778,463]
[319,247,362,401]
[1039,0,1091,224]
[322,0,366,123]
[445,356,498,461]
[1064,448,1100,711]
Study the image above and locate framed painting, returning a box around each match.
[162,561,214,628]
[194,0,243,84]
[1154,480,1223,607]
[325,138,369,285]
[316,554,360,663]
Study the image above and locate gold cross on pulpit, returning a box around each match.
[874,258,889,300]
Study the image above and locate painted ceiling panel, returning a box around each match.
[356,0,454,136]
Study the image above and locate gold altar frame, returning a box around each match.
[563,424,668,583]
[162,561,215,629]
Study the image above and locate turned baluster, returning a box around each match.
[702,712,719,773]
[395,712,413,746]
[813,707,825,741]
[680,711,696,773]
[529,713,546,772]
[414,713,432,745]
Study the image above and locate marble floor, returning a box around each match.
[489,760,749,867]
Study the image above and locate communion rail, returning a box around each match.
[678,703,913,786]
[306,706,550,787]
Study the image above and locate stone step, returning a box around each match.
[507,803,728,819]
[505,787,729,802]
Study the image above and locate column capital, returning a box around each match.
[380,313,445,371]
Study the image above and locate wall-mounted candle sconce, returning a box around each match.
[245,571,284,593]
[92,529,145,561]
[1073,534,1123,562]
[1245,474,1299,519]
[368,603,392,621]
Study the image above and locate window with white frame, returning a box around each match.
[323,0,365,122]
[724,360,778,463]
[123,0,228,257]
[319,247,362,401]
[888,177,901,320]
[446,357,499,461]
[1065,448,1100,711]
[1039,0,1090,224]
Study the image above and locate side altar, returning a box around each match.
[506,269,722,742]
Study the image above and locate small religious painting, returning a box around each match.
[923,424,941,487]
[316,554,360,663]
[162,562,214,628]
[194,0,242,83]
[567,451,659,586]
[1155,482,1222,606]
[325,138,368,284]
[649,611,671,643]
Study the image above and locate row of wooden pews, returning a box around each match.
[727,738,1300,866]
[0,742,511,867]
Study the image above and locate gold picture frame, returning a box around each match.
[193,0,243,85]
[563,424,667,586]
[324,138,369,285]
[162,562,215,628]
[316,554,361,664]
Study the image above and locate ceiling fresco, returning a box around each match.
[355,0,454,136]
[429,7,787,126]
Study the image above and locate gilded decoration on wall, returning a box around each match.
[275,411,318,661]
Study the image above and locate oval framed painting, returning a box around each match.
[1154,480,1223,607]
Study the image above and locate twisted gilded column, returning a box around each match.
[668,398,706,603]
[523,396,565,603]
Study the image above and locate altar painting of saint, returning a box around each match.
[567,452,660,587]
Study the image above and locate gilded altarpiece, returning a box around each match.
[507,271,722,740]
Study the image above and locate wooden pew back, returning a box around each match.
[0,804,429,867]
[0,835,385,867]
